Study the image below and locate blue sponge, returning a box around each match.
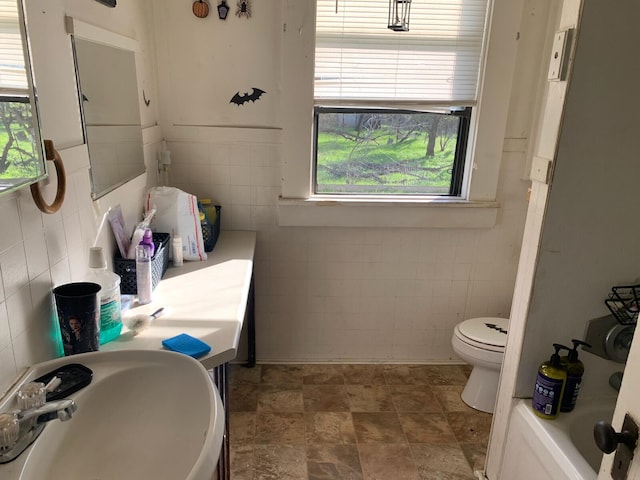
[162,333,211,358]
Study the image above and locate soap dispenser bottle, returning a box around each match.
[560,339,592,412]
[532,343,568,419]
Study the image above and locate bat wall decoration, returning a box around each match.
[230,88,265,106]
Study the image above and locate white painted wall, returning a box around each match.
[151,0,547,362]
[488,0,640,477]
[514,0,640,406]
[0,0,159,395]
[486,1,564,474]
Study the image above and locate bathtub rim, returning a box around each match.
[511,397,616,480]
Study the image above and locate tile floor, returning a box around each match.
[228,363,492,480]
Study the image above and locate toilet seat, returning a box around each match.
[455,317,508,353]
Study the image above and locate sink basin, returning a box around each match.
[0,349,224,480]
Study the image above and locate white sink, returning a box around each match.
[0,349,224,480]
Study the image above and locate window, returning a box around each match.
[0,0,43,186]
[279,0,522,227]
[314,106,471,195]
[314,0,489,197]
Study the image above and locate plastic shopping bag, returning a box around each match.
[145,187,207,262]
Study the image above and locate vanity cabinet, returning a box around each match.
[103,230,256,480]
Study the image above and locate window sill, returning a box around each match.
[277,196,499,228]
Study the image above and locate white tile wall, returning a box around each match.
[0,163,155,396]
[153,0,543,364]
[170,133,528,363]
[0,0,160,396]
[0,166,92,395]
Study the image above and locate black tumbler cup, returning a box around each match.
[53,282,101,355]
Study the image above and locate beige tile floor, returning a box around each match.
[228,363,491,480]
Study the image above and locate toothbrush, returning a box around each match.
[45,376,62,393]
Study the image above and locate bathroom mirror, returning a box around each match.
[0,0,47,195]
[67,17,145,199]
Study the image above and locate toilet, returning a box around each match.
[451,317,508,414]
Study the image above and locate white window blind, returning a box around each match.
[0,0,27,92]
[315,0,489,106]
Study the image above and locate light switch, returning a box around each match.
[547,29,572,81]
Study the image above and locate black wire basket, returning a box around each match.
[114,233,170,295]
[604,284,640,325]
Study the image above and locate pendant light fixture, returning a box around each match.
[388,0,411,32]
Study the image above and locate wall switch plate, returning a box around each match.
[612,414,639,480]
[548,29,573,81]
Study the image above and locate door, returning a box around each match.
[600,333,640,478]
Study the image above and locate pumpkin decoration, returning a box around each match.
[192,0,209,18]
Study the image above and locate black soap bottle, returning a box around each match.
[560,339,592,412]
[532,344,568,419]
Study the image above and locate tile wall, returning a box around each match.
[0,155,94,393]
[0,0,158,396]
[169,140,529,363]
[0,144,155,396]
[0,0,537,397]
[156,0,544,363]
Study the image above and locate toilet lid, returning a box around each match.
[457,317,508,348]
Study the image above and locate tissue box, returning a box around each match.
[114,232,170,294]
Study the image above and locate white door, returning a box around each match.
[599,333,640,479]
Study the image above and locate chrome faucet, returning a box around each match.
[17,398,77,424]
[0,398,77,464]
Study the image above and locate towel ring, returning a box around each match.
[30,139,66,214]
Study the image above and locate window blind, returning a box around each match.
[314,0,489,106]
[0,0,27,92]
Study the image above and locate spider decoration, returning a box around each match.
[236,0,251,18]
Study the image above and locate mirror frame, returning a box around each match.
[65,16,145,200]
[0,0,47,195]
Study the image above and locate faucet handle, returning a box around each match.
[17,382,46,410]
[0,413,19,450]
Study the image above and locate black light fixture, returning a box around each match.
[94,0,116,7]
[388,0,411,32]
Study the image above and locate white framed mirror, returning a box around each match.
[0,0,46,195]
[66,17,145,199]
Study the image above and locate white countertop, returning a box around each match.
[102,230,256,370]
